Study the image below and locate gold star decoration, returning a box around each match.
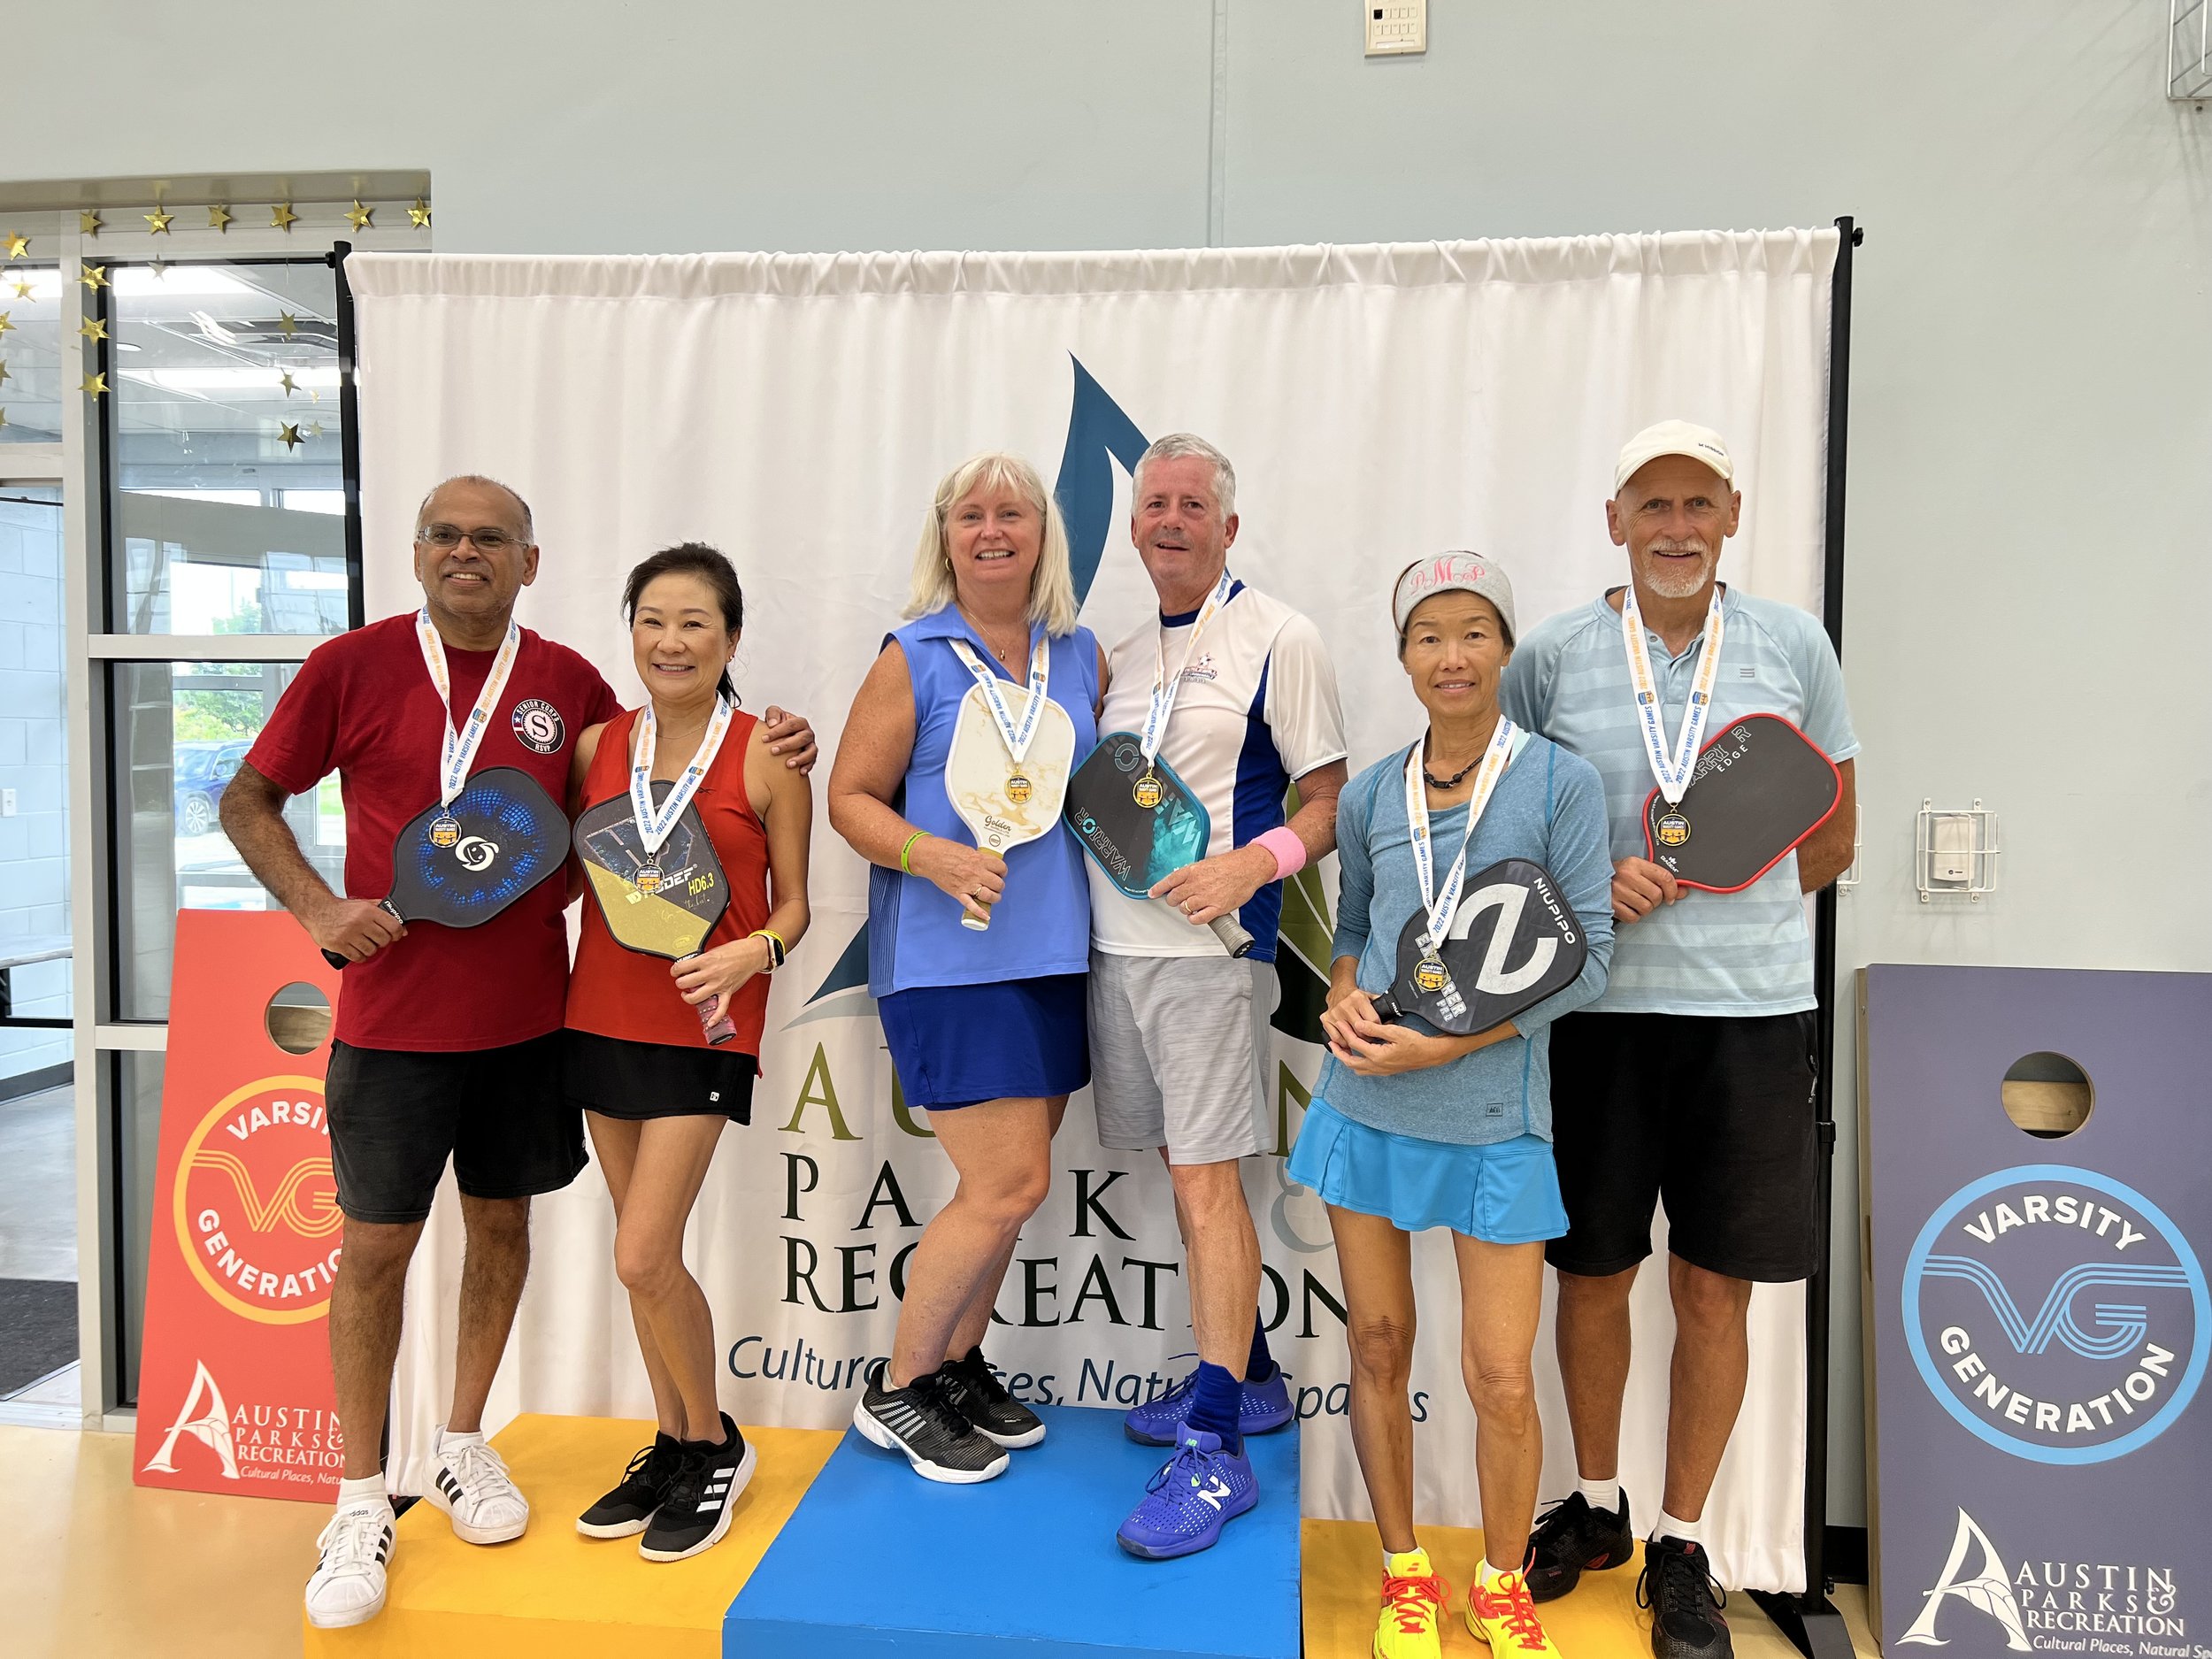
[207,204,234,232]
[344,200,374,232]
[10,274,34,300]
[278,422,303,450]
[308,388,322,403]
[78,316,107,342]
[4,233,28,259]
[0,361,12,389]
[0,312,12,337]
[144,206,174,235]
[408,197,432,229]
[78,263,109,291]
[270,203,300,232]
[0,410,8,430]
[147,257,168,280]
[278,311,299,337]
[306,419,326,439]
[279,370,298,396]
[80,372,107,398]
[80,210,102,237]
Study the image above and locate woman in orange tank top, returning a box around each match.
[561,543,810,1563]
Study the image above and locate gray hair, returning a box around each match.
[904,450,1081,637]
[415,474,534,542]
[1133,433,1236,524]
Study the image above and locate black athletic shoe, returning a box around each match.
[576,1432,685,1539]
[1639,1535,1732,1659]
[936,1348,1046,1449]
[1527,1488,1635,1601]
[852,1360,1010,1483]
[641,1413,757,1563]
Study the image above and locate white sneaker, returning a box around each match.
[304,1500,394,1629]
[426,1427,530,1544]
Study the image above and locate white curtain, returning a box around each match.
[349,229,1836,1593]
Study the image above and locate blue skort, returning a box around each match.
[877,972,1091,1110]
[1286,1096,1569,1243]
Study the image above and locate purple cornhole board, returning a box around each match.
[1863,965,2211,1657]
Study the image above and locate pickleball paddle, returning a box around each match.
[1641,712,1841,893]
[576,781,738,1043]
[1370,858,1586,1035]
[1064,732,1255,957]
[321,766,571,970]
[942,681,1078,932]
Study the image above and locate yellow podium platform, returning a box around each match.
[303,1414,841,1659]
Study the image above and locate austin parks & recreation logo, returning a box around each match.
[1903,1165,2208,1465]
[1902,1507,2187,1649]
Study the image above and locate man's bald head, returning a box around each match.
[415,474,534,544]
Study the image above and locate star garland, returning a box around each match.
[4,234,27,260]
[344,201,373,232]
[144,206,174,235]
[270,202,300,232]
[79,210,102,237]
[207,204,233,232]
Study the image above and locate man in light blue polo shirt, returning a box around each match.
[1499,421,1858,1659]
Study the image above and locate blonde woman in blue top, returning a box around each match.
[828,451,1103,1486]
[1294,554,1614,1659]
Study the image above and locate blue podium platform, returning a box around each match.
[725,1402,1302,1659]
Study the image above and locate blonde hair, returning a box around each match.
[904,451,1080,637]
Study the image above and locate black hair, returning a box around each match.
[622,541,745,703]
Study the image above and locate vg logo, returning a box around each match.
[1903,1164,2208,1464]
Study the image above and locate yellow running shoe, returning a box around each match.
[1467,1566,1565,1659]
[1373,1548,1450,1659]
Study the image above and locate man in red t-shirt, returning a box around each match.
[222,475,816,1629]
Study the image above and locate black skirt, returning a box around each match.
[563,1029,757,1125]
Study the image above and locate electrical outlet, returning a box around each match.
[1365,0,1427,57]
[0,788,14,817]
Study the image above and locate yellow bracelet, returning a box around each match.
[899,830,930,873]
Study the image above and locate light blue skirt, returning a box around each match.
[1286,1097,1569,1243]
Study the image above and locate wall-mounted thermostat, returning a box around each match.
[1366,0,1427,57]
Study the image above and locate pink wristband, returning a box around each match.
[1255,826,1308,879]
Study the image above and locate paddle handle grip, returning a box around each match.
[673,953,738,1045]
[1209,914,1255,958]
[959,912,991,932]
[1369,991,1405,1025]
[320,900,403,972]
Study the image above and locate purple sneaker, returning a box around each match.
[1115,1431,1258,1560]
[1123,1363,1294,1447]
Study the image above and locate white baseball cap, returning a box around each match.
[1614,419,1735,493]
[1391,552,1517,642]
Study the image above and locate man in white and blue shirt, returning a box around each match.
[1500,421,1859,1659]
[1088,433,1349,1561]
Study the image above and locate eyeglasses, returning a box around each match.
[416,524,523,553]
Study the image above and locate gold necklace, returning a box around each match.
[957,603,1022,664]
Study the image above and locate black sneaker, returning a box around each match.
[936,1348,1046,1449]
[576,1432,685,1539]
[852,1360,1009,1483]
[1526,1487,1634,1601]
[1638,1535,1732,1659]
[641,1413,757,1563]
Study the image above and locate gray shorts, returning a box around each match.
[1087,949,1279,1164]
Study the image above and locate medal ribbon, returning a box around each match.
[1619,586,1724,806]
[628,695,736,860]
[416,609,521,811]
[947,635,1050,764]
[1139,569,1236,767]
[1402,716,1518,949]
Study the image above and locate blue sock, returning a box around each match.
[1187,1362,1244,1454]
[1247,1313,1276,1383]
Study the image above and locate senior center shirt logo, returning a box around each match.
[1903,1164,2208,1464]
[174,1075,343,1325]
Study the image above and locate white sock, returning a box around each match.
[439,1426,484,1450]
[335,1473,388,1509]
[1384,1544,1430,1572]
[1479,1556,1517,1588]
[1578,1475,1620,1513]
[1655,1508,1704,1547]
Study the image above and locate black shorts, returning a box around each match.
[324,1032,586,1225]
[563,1029,757,1125]
[1545,1010,1818,1283]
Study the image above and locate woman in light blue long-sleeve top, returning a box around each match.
[1289,553,1613,1659]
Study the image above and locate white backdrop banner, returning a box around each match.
[348,230,1838,1592]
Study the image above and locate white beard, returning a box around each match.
[1638,553,1713,599]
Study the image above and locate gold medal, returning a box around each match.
[634,862,665,895]
[1005,772,1033,807]
[1133,772,1164,810]
[1656,810,1692,848]
[1413,955,1449,995]
[429,814,461,849]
